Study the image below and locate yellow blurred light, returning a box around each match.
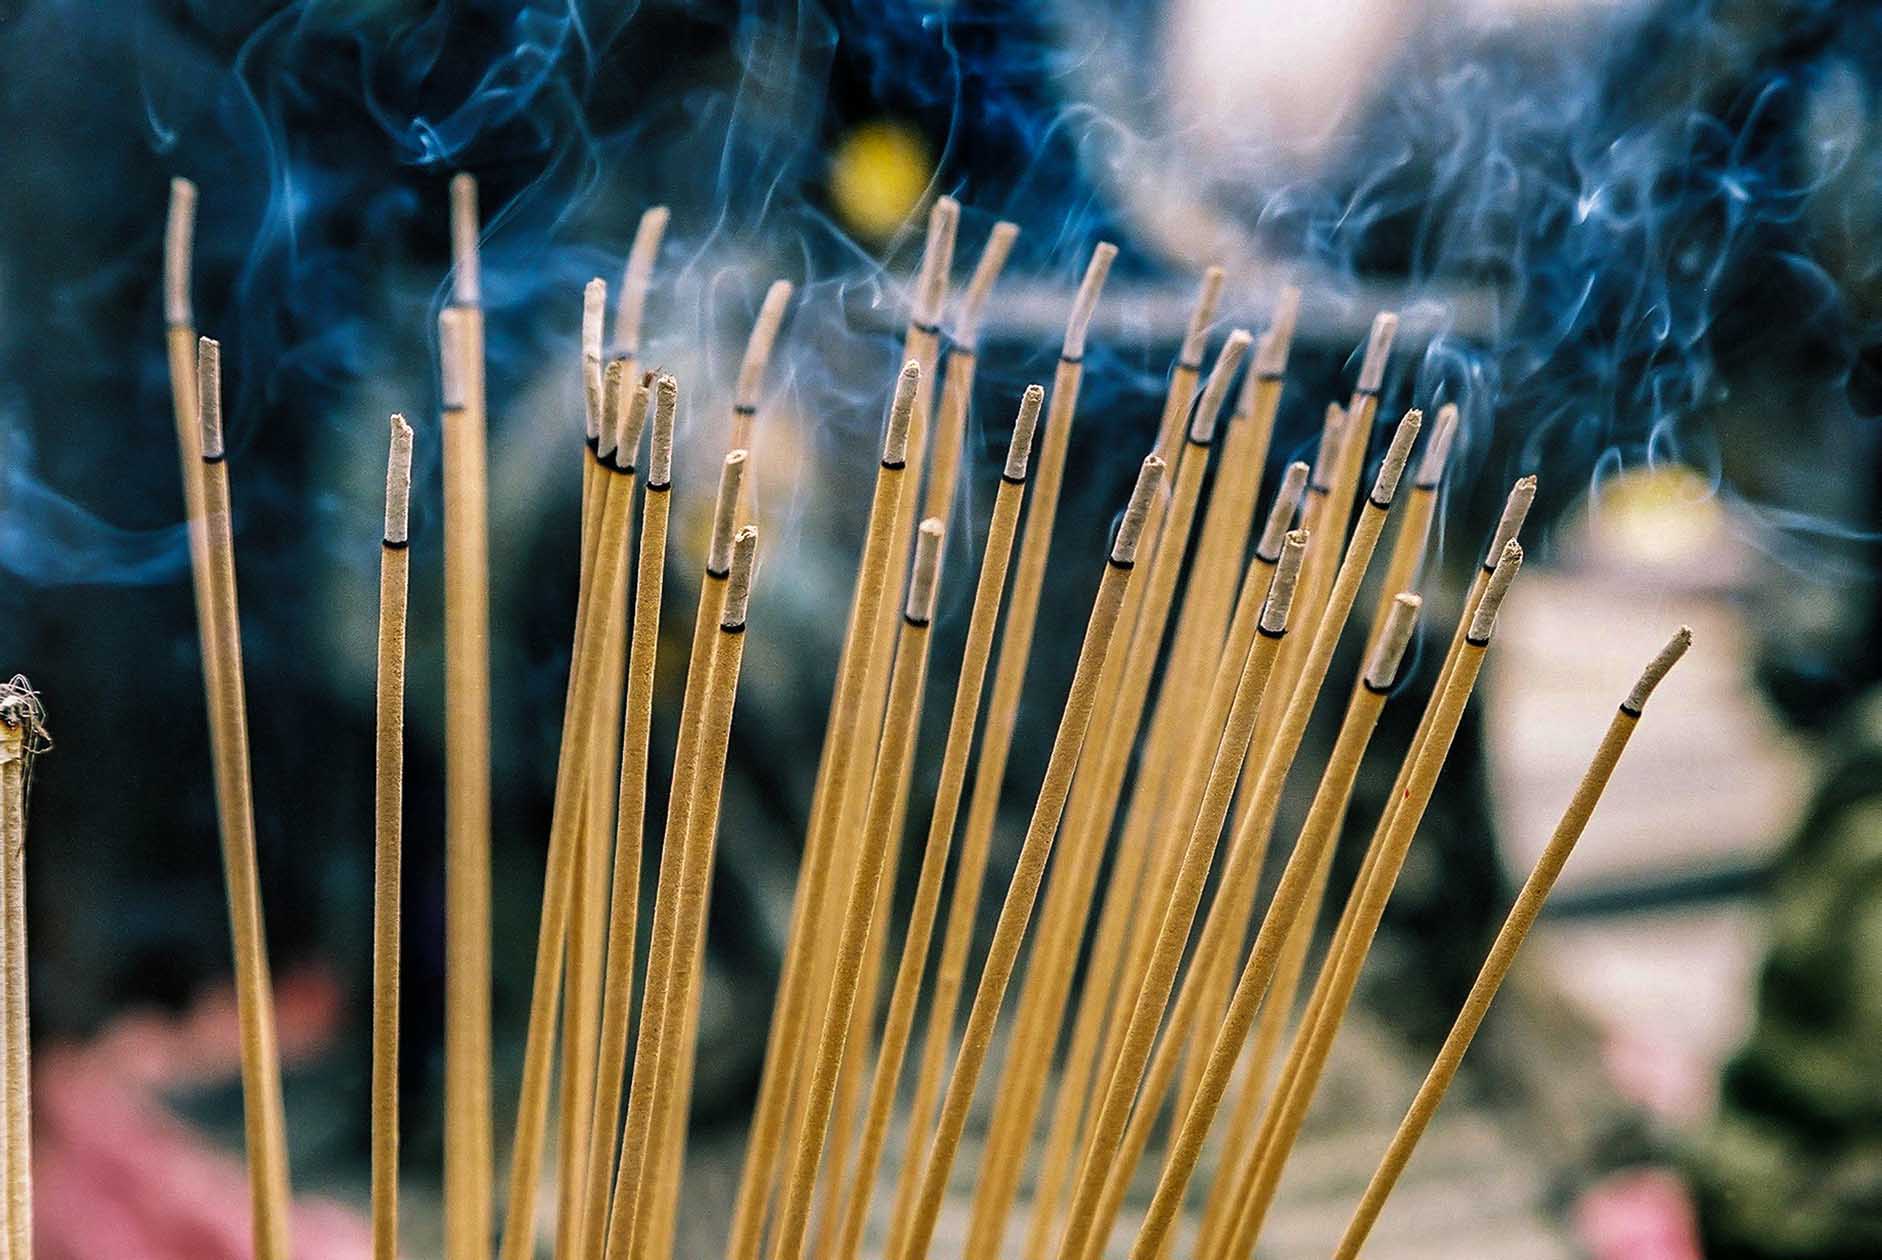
[829,120,933,241]
[1592,464,1725,563]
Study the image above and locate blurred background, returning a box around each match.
[1,0,1879,1256]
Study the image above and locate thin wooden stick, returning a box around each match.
[771,521,946,1260]
[883,242,1117,1259]
[1055,410,1421,1260]
[372,416,414,1260]
[1331,627,1691,1260]
[196,338,294,1260]
[965,328,1252,1257]
[445,171,493,1260]
[1019,464,1308,1260]
[718,363,918,1260]
[888,455,1164,1260]
[829,388,1040,1260]
[1221,541,1526,1257]
[577,377,676,1260]
[494,383,638,1260]
[604,446,749,1260]
[1207,475,1537,1260]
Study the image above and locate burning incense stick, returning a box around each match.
[1222,541,1526,1256]
[577,376,676,1260]
[889,453,1163,1260]
[1331,627,1692,1260]
[966,328,1252,1257]
[371,416,414,1260]
[884,241,1116,1259]
[494,384,638,1260]
[772,521,946,1260]
[614,206,670,364]
[729,279,795,455]
[195,338,295,1260]
[1,678,46,1260]
[831,387,1040,1260]
[923,219,1018,524]
[721,365,917,1260]
[443,170,494,1260]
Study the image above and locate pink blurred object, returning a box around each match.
[1573,1166,1707,1260]
[32,967,372,1259]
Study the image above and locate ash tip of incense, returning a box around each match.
[196,336,224,458]
[736,279,795,406]
[1190,328,1253,445]
[648,373,677,485]
[1181,265,1228,363]
[952,219,1019,350]
[0,675,50,764]
[908,518,946,622]
[1356,309,1400,393]
[913,195,962,328]
[1487,473,1540,565]
[1258,461,1311,558]
[1312,403,1347,486]
[1366,592,1423,689]
[1626,625,1693,712]
[1370,407,1423,506]
[1113,453,1164,564]
[582,279,607,439]
[449,173,480,304]
[1063,241,1118,360]
[1470,540,1524,640]
[883,360,921,465]
[722,525,759,626]
[1252,284,1304,378]
[165,177,197,326]
[438,306,468,409]
[711,450,750,573]
[1417,402,1461,487]
[1262,529,1309,632]
[615,205,671,350]
[615,371,654,469]
[1006,384,1044,481]
[597,359,626,461]
[385,413,414,544]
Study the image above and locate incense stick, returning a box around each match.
[1331,627,1692,1260]
[1221,541,1526,1256]
[772,521,946,1260]
[889,453,1163,1260]
[884,241,1116,1259]
[729,280,795,456]
[196,339,294,1260]
[372,416,414,1260]
[1,679,45,1260]
[923,219,1019,524]
[614,206,671,362]
[605,446,749,1260]
[722,364,918,1260]
[444,170,494,1260]
[830,387,1040,1260]
[577,376,676,1260]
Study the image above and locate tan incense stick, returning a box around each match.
[884,241,1116,1259]
[372,417,413,1260]
[196,339,295,1260]
[1,679,46,1260]
[830,387,1040,1260]
[1331,626,1691,1260]
[889,454,1163,1260]
[923,219,1018,525]
[444,171,493,1260]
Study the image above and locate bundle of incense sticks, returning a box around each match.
[148,177,1692,1260]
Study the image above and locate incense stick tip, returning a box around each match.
[1366,593,1422,689]
[912,195,962,327]
[907,517,945,623]
[1470,540,1524,641]
[1257,461,1311,559]
[1357,309,1400,393]
[1190,328,1253,444]
[449,173,480,303]
[648,373,677,485]
[615,205,671,350]
[1180,265,1229,363]
[722,525,759,627]
[952,220,1020,348]
[1624,625,1693,714]
[196,336,223,459]
[1005,384,1044,481]
[385,413,414,544]
[614,371,654,469]
[1113,453,1164,564]
[164,177,198,326]
[883,360,920,465]
[1063,241,1118,359]
[1262,529,1309,632]
[438,306,467,410]
[1416,402,1461,488]
[1487,474,1540,567]
[597,359,626,461]
[1252,284,1304,378]
[1370,407,1423,507]
[1311,403,1347,488]
[736,279,795,406]
[710,451,750,575]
